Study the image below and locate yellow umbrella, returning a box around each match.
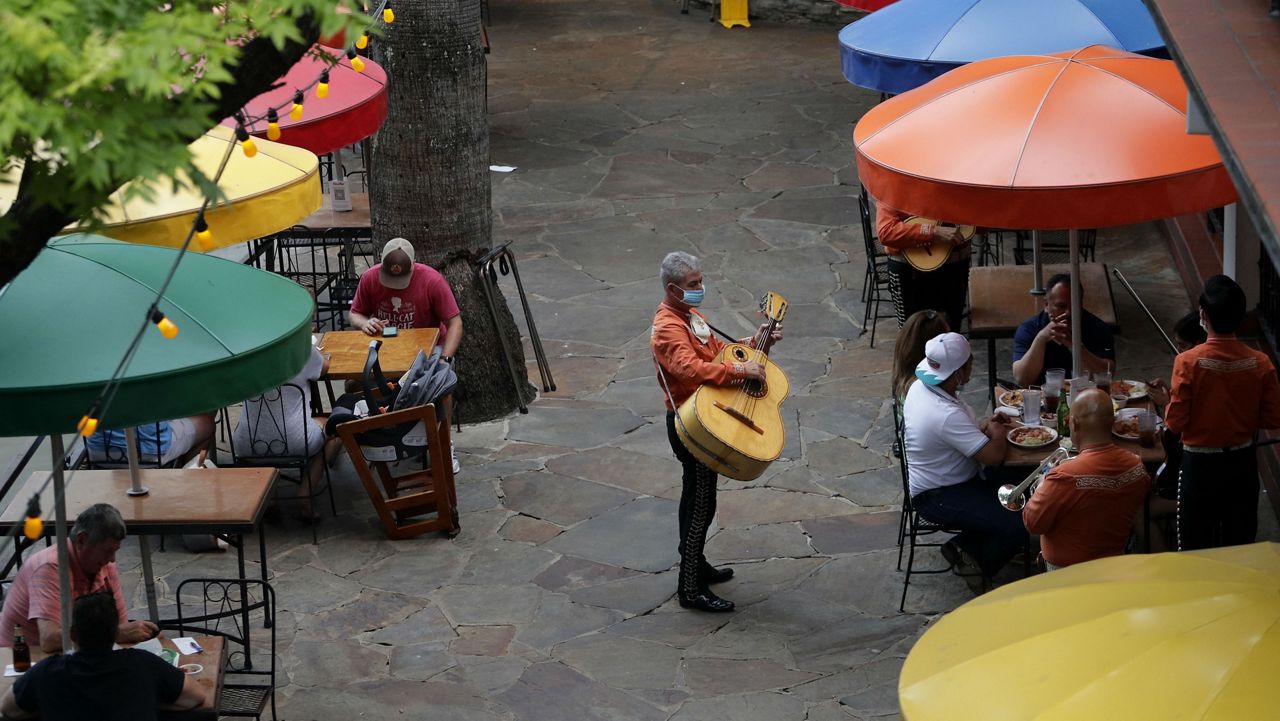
[0,125,321,250]
[900,543,1280,721]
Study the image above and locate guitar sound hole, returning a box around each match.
[742,379,768,398]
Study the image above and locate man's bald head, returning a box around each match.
[1070,388,1114,443]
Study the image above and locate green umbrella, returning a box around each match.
[0,234,313,436]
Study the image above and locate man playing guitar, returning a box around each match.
[651,251,782,613]
[875,195,971,332]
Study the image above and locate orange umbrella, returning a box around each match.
[854,45,1236,230]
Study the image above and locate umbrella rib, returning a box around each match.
[1197,612,1280,716]
[1008,57,1076,188]
[1079,60,1187,116]
[924,0,982,61]
[1075,2,1123,48]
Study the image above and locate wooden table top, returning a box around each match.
[0,469,275,534]
[299,191,370,230]
[0,635,225,720]
[319,328,439,381]
[968,263,1118,338]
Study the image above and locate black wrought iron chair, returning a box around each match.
[858,187,897,348]
[170,578,277,721]
[274,226,347,330]
[893,399,981,612]
[228,383,336,544]
[1012,229,1098,266]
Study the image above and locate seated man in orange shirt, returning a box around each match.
[876,197,970,332]
[1148,275,1280,550]
[651,251,782,613]
[1023,388,1151,569]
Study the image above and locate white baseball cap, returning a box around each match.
[380,238,415,290]
[915,332,971,385]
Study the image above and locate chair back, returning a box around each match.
[232,383,313,465]
[892,398,914,512]
[858,186,887,260]
[170,578,277,720]
[86,422,172,469]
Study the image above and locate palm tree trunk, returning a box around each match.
[369,0,535,422]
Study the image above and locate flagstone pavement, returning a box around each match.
[98,1,1277,719]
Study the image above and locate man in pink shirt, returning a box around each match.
[348,238,464,363]
[0,504,157,653]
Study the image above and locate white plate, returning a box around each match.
[1110,379,1148,400]
[1007,425,1058,449]
[998,388,1024,409]
[1113,408,1143,440]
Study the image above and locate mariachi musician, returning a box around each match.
[876,196,971,333]
[651,251,782,613]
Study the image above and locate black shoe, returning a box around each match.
[678,589,735,612]
[702,561,734,584]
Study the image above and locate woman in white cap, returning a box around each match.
[902,332,1028,592]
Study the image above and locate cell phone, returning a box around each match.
[381,326,398,337]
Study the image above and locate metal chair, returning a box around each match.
[1012,229,1097,266]
[170,578,277,720]
[858,187,897,348]
[228,383,336,544]
[274,226,347,330]
[893,399,981,612]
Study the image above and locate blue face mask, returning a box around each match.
[682,287,705,307]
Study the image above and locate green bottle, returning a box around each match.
[1056,387,1070,438]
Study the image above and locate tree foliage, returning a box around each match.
[0,0,367,284]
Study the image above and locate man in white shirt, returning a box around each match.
[903,333,1028,592]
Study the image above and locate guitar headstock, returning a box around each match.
[758,292,788,323]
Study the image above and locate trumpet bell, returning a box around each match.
[997,484,1025,511]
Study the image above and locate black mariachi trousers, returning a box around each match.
[1177,446,1259,551]
[667,411,717,594]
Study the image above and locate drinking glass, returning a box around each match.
[1044,368,1066,393]
[1022,386,1042,426]
[1069,376,1094,406]
[1138,410,1157,448]
[1093,369,1113,395]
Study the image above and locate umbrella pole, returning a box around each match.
[1070,229,1083,374]
[1223,203,1238,279]
[48,435,73,653]
[123,429,161,623]
[1031,231,1045,295]
[124,428,148,496]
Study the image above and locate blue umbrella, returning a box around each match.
[839,0,1166,95]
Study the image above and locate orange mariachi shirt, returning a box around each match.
[1164,337,1280,447]
[875,202,934,254]
[1022,443,1150,568]
[652,301,746,412]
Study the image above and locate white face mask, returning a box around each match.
[1200,316,1209,333]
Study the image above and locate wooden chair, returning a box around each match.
[334,398,460,540]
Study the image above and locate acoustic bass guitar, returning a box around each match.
[902,216,976,271]
[674,292,790,481]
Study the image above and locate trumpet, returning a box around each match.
[997,446,1070,511]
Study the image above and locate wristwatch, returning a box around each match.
[441,355,453,364]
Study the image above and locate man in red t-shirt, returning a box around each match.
[1023,389,1150,569]
[349,238,464,362]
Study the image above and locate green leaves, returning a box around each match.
[0,0,368,233]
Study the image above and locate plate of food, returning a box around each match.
[1007,425,1058,449]
[998,388,1024,409]
[1113,408,1141,440]
[1110,379,1148,400]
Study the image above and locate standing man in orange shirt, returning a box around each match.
[876,198,970,332]
[652,252,782,613]
[1022,389,1151,569]
[1149,275,1280,550]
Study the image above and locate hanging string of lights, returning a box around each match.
[15,0,398,541]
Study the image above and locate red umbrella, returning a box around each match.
[854,45,1237,372]
[834,0,899,10]
[229,45,388,156]
[854,45,1235,230]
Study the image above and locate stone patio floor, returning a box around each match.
[41,0,1280,719]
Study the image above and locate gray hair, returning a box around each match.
[71,504,127,545]
[660,251,700,288]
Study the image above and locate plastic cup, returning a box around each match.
[1045,368,1066,391]
[1069,377,1094,406]
[1022,387,1042,426]
[1094,369,1113,394]
[1138,410,1157,448]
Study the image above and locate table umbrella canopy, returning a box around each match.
[854,46,1237,230]
[832,0,898,11]
[0,235,313,436]
[229,45,389,156]
[839,0,1165,95]
[0,126,321,251]
[900,543,1280,721]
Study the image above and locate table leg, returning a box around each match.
[235,535,253,669]
[988,338,997,408]
[258,523,273,629]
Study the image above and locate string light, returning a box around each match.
[195,212,213,250]
[317,70,330,99]
[235,123,257,158]
[290,90,305,120]
[149,308,179,339]
[77,402,100,438]
[266,108,281,140]
[22,496,42,541]
[347,46,366,73]
[356,33,369,50]
[383,4,395,23]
